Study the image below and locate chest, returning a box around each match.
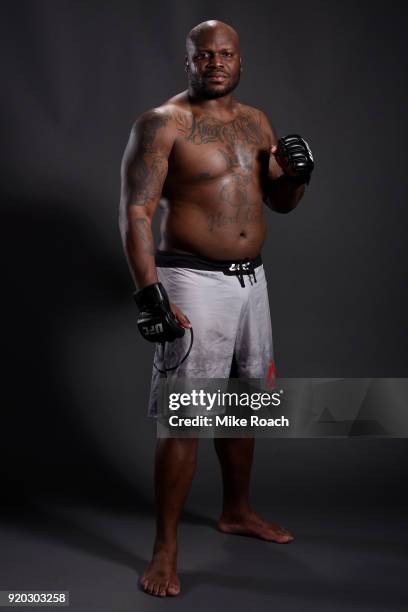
[169,112,270,182]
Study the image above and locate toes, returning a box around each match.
[167,582,180,596]
[279,533,294,543]
[139,577,147,590]
[152,583,161,596]
[155,582,169,597]
[146,582,155,595]
[158,581,169,597]
[141,578,176,597]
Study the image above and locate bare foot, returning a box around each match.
[217,509,294,543]
[139,548,181,597]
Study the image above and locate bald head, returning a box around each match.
[186,20,239,55]
[184,19,242,100]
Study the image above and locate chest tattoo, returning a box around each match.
[175,110,264,147]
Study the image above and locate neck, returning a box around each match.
[186,88,236,113]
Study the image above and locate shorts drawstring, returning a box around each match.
[234,258,257,288]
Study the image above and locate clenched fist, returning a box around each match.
[271,134,314,185]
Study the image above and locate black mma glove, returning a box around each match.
[133,282,185,343]
[276,134,314,185]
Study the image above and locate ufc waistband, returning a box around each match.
[155,250,262,271]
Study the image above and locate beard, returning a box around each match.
[188,69,241,99]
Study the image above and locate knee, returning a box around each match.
[158,436,199,459]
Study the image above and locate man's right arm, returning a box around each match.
[119,108,175,289]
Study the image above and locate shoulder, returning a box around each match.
[237,102,278,146]
[134,103,191,137]
[125,105,181,156]
[132,105,174,134]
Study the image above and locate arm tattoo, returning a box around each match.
[129,155,167,206]
[132,218,155,255]
[126,111,170,207]
[138,112,169,153]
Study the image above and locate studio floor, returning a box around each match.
[1,495,407,611]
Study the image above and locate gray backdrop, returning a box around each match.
[1,0,407,513]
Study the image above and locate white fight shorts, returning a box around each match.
[147,250,276,417]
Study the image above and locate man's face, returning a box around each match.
[186,30,241,99]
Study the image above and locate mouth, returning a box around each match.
[205,73,227,82]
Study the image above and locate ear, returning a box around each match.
[240,59,243,72]
[184,54,189,72]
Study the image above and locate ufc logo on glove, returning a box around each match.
[143,323,164,335]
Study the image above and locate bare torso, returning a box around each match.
[157,93,272,259]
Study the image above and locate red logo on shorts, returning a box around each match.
[265,359,277,389]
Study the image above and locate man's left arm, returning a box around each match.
[258,111,314,214]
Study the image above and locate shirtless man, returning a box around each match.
[119,19,314,597]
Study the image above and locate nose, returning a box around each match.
[207,52,225,68]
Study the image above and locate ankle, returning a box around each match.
[221,504,252,520]
[153,538,178,556]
